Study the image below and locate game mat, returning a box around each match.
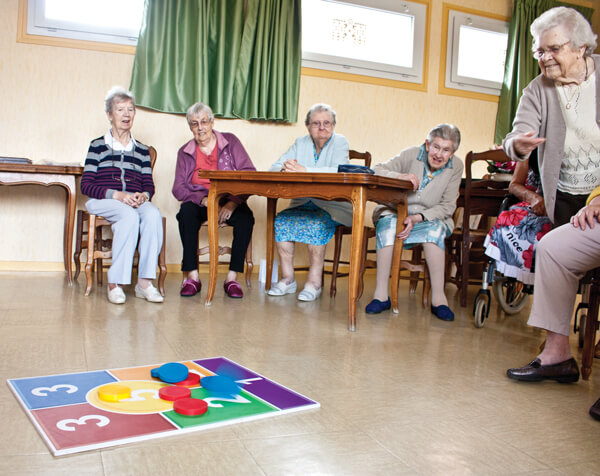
[7,357,319,456]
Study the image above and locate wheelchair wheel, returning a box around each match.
[492,276,529,315]
[474,298,487,328]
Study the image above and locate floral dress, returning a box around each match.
[483,169,552,285]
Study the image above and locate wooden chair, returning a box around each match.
[198,223,253,287]
[581,267,600,380]
[73,146,167,296]
[445,149,512,307]
[327,149,375,298]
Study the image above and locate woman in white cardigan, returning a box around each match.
[267,103,351,302]
[366,124,463,320]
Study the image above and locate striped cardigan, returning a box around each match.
[80,136,155,200]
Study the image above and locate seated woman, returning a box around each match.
[484,153,552,285]
[366,124,463,321]
[172,102,255,298]
[267,103,352,302]
[81,86,163,305]
[507,186,600,388]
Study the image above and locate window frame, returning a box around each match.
[17,0,137,54]
[439,3,509,102]
[301,0,430,91]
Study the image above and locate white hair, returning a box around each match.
[531,7,597,57]
[426,124,461,152]
[104,86,135,113]
[186,102,215,124]
[304,103,337,127]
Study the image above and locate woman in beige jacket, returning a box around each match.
[366,124,463,320]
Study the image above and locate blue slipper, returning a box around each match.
[431,304,454,321]
[365,298,391,314]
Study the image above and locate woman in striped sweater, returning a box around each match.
[81,86,163,305]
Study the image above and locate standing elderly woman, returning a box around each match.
[503,7,600,227]
[267,103,352,302]
[81,86,163,304]
[365,124,463,321]
[172,102,255,299]
[504,7,600,381]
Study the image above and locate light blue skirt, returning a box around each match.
[375,214,452,250]
[275,201,339,246]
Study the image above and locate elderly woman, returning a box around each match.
[365,124,463,321]
[507,187,600,385]
[504,7,600,381]
[172,102,255,299]
[81,86,163,304]
[484,154,552,285]
[267,103,352,302]
[503,7,599,227]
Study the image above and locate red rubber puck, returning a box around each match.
[174,373,201,387]
[159,386,191,402]
[173,397,208,416]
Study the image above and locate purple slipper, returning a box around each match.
[224,280,243,298]
[180,278,202,297]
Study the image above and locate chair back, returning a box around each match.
[349,149,372,167]
[149,146,157,170]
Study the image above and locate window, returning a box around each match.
[25,0,144,46]
[442,6,509,97]
[302,0,428,84]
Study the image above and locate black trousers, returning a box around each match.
[554,190,588,227]
[176,201,254,273]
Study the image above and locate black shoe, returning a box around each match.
[590,398,600,421]
[431,304,454,321]
[507,357,580,383]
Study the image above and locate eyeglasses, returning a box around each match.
[190,119,212,128]
[533,41,570,60]
[309,120,333,129]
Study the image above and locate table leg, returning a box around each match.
[205,188,220,306]
[391,200,408,313]
[266,198,277,290]
[63,177,76,284]
[348,187,366,331]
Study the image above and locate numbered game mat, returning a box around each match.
[7,357,319,456]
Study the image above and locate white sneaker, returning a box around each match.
[107,285,126,304]
[267,280,297,296]
[135,283,164,303]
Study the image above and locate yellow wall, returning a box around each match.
[0,0,585,271]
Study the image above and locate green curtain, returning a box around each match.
[493,0,594,144]
[129,0,301,123]
[232,0,302,122]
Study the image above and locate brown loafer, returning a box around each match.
[590,398,600,421]
[507,357,580,383]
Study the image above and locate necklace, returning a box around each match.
[562,83,580,110]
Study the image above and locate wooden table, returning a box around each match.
[200,171,411,331]
[0,163,84,283]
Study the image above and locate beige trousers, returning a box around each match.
[528,222,600,335]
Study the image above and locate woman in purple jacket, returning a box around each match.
[172,102,255,298]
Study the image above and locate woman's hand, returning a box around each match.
[396,214,422,240]
[281,159,306,173]
[201,196,208,207]
[130,192,147,208]
[218,200,239,224]
[397,173,419,191]
[113,191,137,208]
[528,192,547,216]
[571,199,600,230]
[513,131,546,157]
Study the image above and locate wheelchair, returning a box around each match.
[473,194,534,328]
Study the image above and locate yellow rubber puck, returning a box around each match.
[98,383,131,402]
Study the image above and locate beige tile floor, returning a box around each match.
[1,270,599,475]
